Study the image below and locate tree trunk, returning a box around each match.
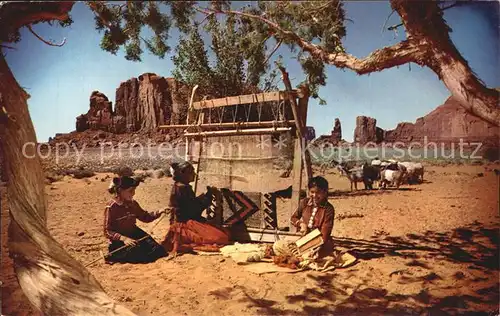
[0,53,135,315]
[432,52,499,126]
[393,0,500,127]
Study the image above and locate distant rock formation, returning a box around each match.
[114,73,189,133]
[354,116,384,144]
[312,118,344,146]
[331,118,342,144]
[384,96,499,146]
[353,96,499,147]
[76,91,117,133]
[76,73,189,134]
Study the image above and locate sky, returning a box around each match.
[4,1,499,142]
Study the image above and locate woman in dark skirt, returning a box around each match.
[104,176,166,264]
[162,161,230,258]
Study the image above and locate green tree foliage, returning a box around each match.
[171,26,214,95]
[250,0,345,103]
[89,2,172,61]
[171,13,277,98]
[169,1,346,101]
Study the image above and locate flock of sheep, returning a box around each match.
[320,158,425,191]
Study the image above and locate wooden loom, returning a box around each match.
[160,79,313,242]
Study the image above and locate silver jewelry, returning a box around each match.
[308,207,318,229]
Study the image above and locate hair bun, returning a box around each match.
[108,179,117,194]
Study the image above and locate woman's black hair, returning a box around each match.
[108,176,139,194]
[171,161,194,182]
[308,176,329,192]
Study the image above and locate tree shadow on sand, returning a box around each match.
[209,285,304,315]
[379,187,422,192]
[328,189,393,198]
[232,221,499,315]
[333,221,498,271]
[329,187,421,198]
[285,273,499,316]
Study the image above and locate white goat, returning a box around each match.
[399,161,424,184]
[380,169,405,189]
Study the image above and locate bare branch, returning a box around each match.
[304,0,336,13]
[263,39,283,66]
[381,9,396,33]
[140,35,150,46]
[113,3,127,15]
[27,25,66,47]
[199,11,215,25]
[0,44,16,50]
[440,3,458,11]
[388,22,403,31]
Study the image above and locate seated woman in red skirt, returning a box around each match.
[162,161,230,258]
[104,176,166,264]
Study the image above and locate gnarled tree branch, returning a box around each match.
[27,25,66,47]
[325,39,428,74]
[196,2,500,127]
[195,6,426,74]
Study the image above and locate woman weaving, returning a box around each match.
[162,161,230,258]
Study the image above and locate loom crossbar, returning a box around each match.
[192,91,297,110]
[184,127,292,138]
[159,120,296,130]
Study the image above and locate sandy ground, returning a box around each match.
[2,164,499,315]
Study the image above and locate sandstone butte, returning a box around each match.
[49,72,498,159]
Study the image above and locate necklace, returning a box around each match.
[308,207,318,229]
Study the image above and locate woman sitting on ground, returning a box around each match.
[104,176,166,264]
[162,161,230,258]
[290,176,335,259]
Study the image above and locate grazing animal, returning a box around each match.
[320,158,363,175]
[371,159,390,182]
[319,158,339,174]
[362,163,381,190]
[399,162,424,184]
[337,165,365,191]
[371,158,382,166]
[337,162,379,191]
[374,159,398,169]
[379,169,405,189]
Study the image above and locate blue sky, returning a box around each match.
[4,1,499,142]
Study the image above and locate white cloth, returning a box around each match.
[220,243,267,264]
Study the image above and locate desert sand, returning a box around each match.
[2,163,499,315]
